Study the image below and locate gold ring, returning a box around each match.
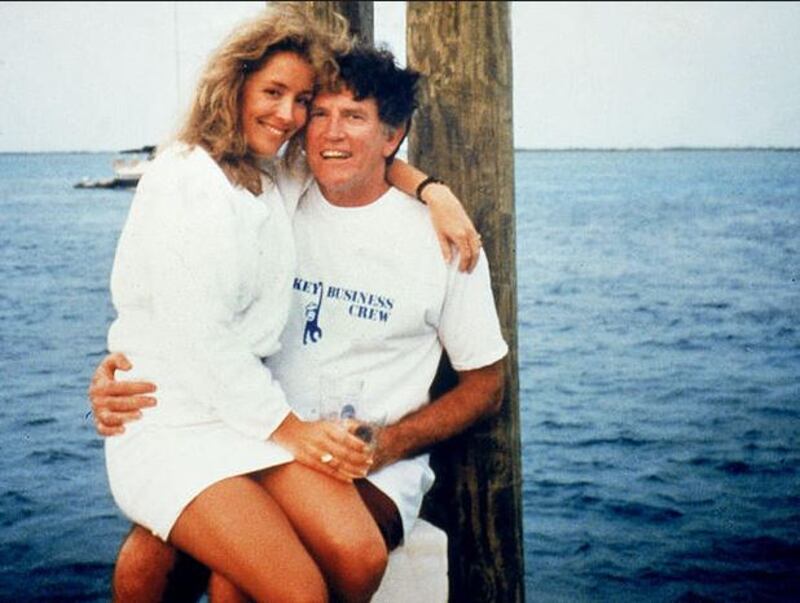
[320,452,334,464]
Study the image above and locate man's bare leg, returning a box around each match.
[113,524,209,603]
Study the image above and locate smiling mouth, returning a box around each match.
[320,150,351,159]
[257,119,289,137]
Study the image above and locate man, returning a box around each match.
[90,46,507,601]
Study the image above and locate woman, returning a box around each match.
[103,4,479,602]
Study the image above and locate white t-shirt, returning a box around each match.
[266,182,508,538]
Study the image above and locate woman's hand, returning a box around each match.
[424,183,482,272]
[270,414,374,483]
[88,353,157,436]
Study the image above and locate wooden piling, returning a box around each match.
[407,2,524,602]
[308,1,374,45]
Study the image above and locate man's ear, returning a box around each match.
[383,124,407,159]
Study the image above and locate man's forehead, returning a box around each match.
[312,88,376,111]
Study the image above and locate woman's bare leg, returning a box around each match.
[209,572,250,603]
[169,474,328,603]
[259,463,389,603]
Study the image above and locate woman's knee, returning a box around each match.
[327,531,388,600]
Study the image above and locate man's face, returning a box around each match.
[306,89,404,206]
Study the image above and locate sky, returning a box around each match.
[1,1,799,152]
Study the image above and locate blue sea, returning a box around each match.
[1,150,798,602]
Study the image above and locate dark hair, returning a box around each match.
[333,45,420,129]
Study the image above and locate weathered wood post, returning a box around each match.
[308,1,374,45]
[407,2,524,602]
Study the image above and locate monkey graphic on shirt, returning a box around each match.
[303,281,323,345]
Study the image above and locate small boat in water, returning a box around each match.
[111,157,150,185]
[75,145,155,189]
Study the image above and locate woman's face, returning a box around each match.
[241,51,315,158]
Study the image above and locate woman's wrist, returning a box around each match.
[416,176,446,204]
[420,182,453,206]
[270,412,302,445]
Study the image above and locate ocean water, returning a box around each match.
[517,150,800,602]
[0,150,798,601]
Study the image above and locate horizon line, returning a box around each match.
[516,145,800,152]
[1,145,799,155]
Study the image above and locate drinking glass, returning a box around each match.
[318,375,384,450]
[319,375,364,421]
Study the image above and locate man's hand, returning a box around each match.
[88,352,156,436]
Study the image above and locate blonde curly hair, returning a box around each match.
[177,3,351,194]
